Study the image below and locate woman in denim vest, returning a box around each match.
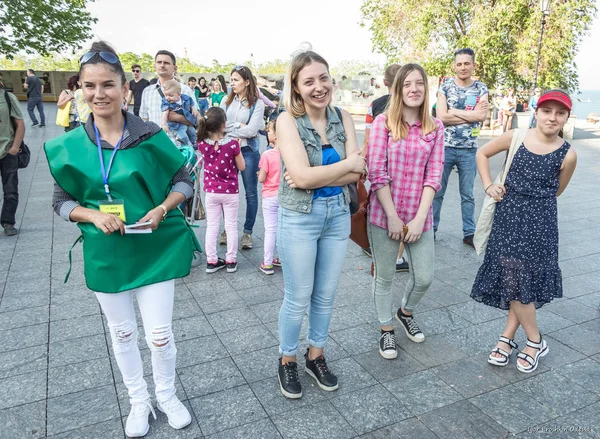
[275,51,366,399]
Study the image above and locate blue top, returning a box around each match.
[528,96,539,111]
[160,94,197,126]
[313,144,343,199]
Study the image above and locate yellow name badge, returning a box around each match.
[98,199,127,222]
[472,126,481,137]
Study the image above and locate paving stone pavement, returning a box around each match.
[1,103,599,438]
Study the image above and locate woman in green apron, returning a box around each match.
[45,41,200,438]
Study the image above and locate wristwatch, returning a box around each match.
[158,204,168,221]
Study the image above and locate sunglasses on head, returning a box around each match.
[234,65,247,72]
[79,51,120,65]
[132,69,140,73]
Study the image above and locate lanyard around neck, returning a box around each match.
[94,118,127,201]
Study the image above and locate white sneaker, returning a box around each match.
[157,395,192,430]
[125,400,156,438]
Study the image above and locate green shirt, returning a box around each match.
[210,92,226,107]
[0,90,24,160]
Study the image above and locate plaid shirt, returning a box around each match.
[367,114,445,231]
[139,79,198,126]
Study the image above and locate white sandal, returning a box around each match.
[488,336,518,367]
[516,336,548,373]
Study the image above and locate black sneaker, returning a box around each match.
[226,261,237,273]
[39,124,46,127]
[396,259,409,272]
[206,258,226,273]
[379,330,397,359]
[2,224,18,236]
[463,234,475,248]
[278,359,302,399]
[395,308,425,343]
[362,247,372,258]
[31,122,39,127]
[304,349,338,391]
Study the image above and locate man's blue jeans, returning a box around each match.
[27,97,45,125]
[432,147,477,237]
[277,194,350,356]
[240,147,260,234]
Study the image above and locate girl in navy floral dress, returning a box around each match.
[471,90,577,373]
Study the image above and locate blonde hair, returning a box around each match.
[386,63,436,140]
[282,51,331,118]
[163,79,181,93]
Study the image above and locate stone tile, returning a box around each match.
[190,384,267,436]
[330,385,411,435]
[383,370,463,416]
[416,307,471,336]
[426,282,471,307]
[0,323,48,353]
[0,305,49,330]
[470,385,557,434]
[219,324,278,356]
[353,349,425,383]
[431,357,507,398]
[519,371,599,417]
[537,335,587,369]
[435,266,476,293]
[0,400,46,439]
[329,323,380,355]
[176,335,229,368]
[544,300,599,324]
[48,419,124,439]
[329,306,368,332]
[582,317,600,335]
[573,291,600,310]
[249,376,327,417]
[50,314,104,343]
[178,357,245,399]
[172,315,215,342]
[439,318,509,356]
[225,271,274,294]
[398,334,471,368]
[0,369,47,410]
[555,358,600,395]
[420,399,510,439]
[49,333,108,367]
[360,417,437,439]
[49,300,100,322]
[171,298,204,321]
[46,385,120,436]
[446,301,506,324]
[205,306,262,333]
[250,299,282,324]
[550,325,600,356]
[196,289,245,314]
[0,290,50,312]
[48,357,113,398]
[231,345,280,383]
[471,351,550,383]
[325,357,377,397]
[561,272,600,298]
[0,345,47,379]
[238,284,284,307]
[271,400,356,439]
[206,418,282,439]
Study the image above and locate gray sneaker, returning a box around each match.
[219,231,227,246]
[241,233,253,249]
[2,224,18,236]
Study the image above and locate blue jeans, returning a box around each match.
[27,97,45,125]
[277,194,350,356]
[239,147,259,234]
[168,123,196,146]
[432,147,477,237]
[198,98,209,116]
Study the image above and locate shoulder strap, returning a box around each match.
[245,103,256,124]
[500,129,528,183]
[3,90,17,132]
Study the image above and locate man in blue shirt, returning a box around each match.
[433,48,489,248]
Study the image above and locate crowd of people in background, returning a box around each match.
[0,41,578,438]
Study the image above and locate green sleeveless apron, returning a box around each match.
[44,127,201,293]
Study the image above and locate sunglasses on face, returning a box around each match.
[79,51,120,65]
[132,69,140,73]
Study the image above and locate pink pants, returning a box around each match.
[262,195,279,266]
[205,192,239,263]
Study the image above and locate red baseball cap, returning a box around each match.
[536,89,572,112]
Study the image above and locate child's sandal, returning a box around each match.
[488,336,518,367]
[516,336,548,374]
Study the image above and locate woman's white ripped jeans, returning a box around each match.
[95,279,177,405]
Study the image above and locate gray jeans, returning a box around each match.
[368,223,434,325]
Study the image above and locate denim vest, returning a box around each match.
[279,106,350,213]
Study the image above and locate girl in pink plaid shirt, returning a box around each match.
[366,64,445,360]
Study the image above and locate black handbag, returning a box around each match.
[3,90,30,168]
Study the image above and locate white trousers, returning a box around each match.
[95,279,177,405]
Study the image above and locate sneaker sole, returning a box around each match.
[125,425,149,438]
[379,348,398,359]
[206,265,226,274]
[227,266,237,273]
[304,367,339,391]
[156,403,192,430]
[260,268,274,275]
[395,314,425,343]
[277,373,302,399]
[395,268,409,273]
[241,244,253,249]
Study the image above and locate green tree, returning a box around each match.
[0,0,97,59]
[361,0,597,91]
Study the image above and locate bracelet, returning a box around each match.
[158,204,168,221]
[485,184,494,194]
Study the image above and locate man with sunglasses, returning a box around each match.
[126,64,150,117]
[139,50,198,128]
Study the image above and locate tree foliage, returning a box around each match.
[360,0,597,91]
[0,0,97,59]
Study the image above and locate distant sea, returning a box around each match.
[572,89,600,119]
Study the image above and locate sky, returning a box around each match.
[85,0,599,90]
